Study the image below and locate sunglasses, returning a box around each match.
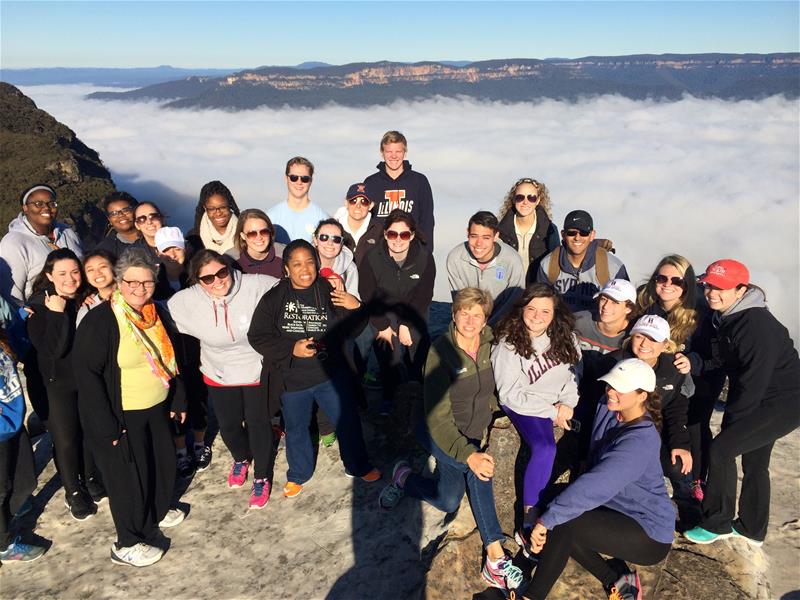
[514,194,538,203]
[385,230,412,241]
[244,228,270,240]
[288,174,312,183]
[564,229,591,237]
[654,274,685,287]
[198,266,230,285]
[347,197,371,207]
[317,233,343,244]
[108,206,134,218]
[26,200,58,210]
[135,212,162,224]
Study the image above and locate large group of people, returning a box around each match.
[0,130,797,600]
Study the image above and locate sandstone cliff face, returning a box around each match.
[0,82,115,243]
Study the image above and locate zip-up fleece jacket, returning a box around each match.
[491,332,581,419]
[540,399,676,544]
[712,288,800,427]
[364,160,435,251]
[359,238,435,331]
[73,302,186,445]
[606,348,692,451]
[26,288,79,388]
[0,214,83,305]
[497,207,559,283]
[425,323,497,463]
[535,240,628,312]
[167,271,278,385]
[445,240,525,323]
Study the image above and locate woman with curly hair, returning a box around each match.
[497,178,559,282]
[188,181,241,254]
[491,282,581,554]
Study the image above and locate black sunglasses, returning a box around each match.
[135,212,162,224]
[198,266,230,285]
[514,194,538,203]
[317,233,343,244]
[654,274,685,287]
[288,174,312,183]
[564,229,591,237]
[347,197,371,206]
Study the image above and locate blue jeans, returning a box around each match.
[281,377,371,484]
[404,428,504,548]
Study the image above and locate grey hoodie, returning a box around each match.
[0,214,83,304]
[330,245,360,299]
[491,332,582,418]
[167,271,278,385]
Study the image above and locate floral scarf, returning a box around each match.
[110,289,178,387]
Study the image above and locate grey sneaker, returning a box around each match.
[110,542,164,567]
[158,508,186,529]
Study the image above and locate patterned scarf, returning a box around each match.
[110,289,178,387]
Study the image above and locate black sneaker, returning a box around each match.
[195,446,212,472]
[86,478,108,504]
[176,453,195,479]
[64,489,98,521]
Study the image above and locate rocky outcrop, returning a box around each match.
[0,82,115,244]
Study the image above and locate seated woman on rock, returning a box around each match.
[378,288,525,595]
[526,359,675,600]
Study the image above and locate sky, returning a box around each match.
[1,1,799,69]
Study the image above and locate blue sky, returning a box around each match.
[1,1,798,68]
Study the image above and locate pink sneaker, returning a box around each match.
[249,478,270,509]
[690,480,705,502]
[227,460,250,488]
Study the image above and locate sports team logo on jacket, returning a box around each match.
[376,190,414,217]
[527,354,562,384]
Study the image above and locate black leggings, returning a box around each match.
[47,384,98,494]
[0,428,37,547]
[528,507,672,599]
[209,385,274,479]
[686,372,725,481]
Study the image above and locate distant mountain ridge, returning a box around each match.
[82,53,800,110]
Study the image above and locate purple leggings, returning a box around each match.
[504,407,556,508]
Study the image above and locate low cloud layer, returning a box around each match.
[18,84,800,339]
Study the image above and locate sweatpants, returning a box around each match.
[0,428,37,547]
[47,384,97,494]
[208,384,274,480]
[92,402,175,549]
[504,407,556,509]
[528,507,672,599]
[700,397,800,541]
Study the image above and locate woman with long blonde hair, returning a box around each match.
[637,254,698,350]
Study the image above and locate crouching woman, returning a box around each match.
[73,248,186,568]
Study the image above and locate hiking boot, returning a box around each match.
[683,526,733,545]
[249,478,271,509]
[227,460,250,488]
[159,508,186,529]
[64,490,97,521]
[607,571,642,600]
[86,478,107,504]
[110,542,164,567]
[176,453,195,479]
[283,481,303,498]
[481,554,525,593]
[690,479,705,502]
[320,432,337,447]
[195,445,213,472]
[0,536,45,562]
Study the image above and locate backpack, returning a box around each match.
[547,246,610,287]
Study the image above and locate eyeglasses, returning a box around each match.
[121,279,156,290]
[317,233,343,244]
[205,205,230,215]
[26,200,58,210]
[135,212,162,224]
[564,229,591,238]
[514,194,538,203]
[654,274,685,287]
[347,197,371,207]
[198,266,230,285]
[385,230,412,241]
[108,206,134,218]
[288,174,312,183]
[244,228,270,240]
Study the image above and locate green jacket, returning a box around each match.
[424,323,497,463]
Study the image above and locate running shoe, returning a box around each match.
[227,460,250,488]
[481,554,525,593]
[110,542,164,567]
[283,481,303,498]
[195,445,213,472]
[683,526,733,545]
[731,523,764,547]
[378,460,410,510]
[514,526,536,560]
[158,508,186,528]
[0,536,45,562]
[249,478,271,509]
[320,432,337,447]
[176,453,195,479]
[690,480,705,502]
[86,477,107,504]
[608,570,642,600]
[64,490,97,521]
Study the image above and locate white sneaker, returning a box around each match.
[110,542,164,567]
[159,508,186,529]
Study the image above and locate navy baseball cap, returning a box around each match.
[346,183,371,203]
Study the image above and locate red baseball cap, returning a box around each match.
[699,259,750,289]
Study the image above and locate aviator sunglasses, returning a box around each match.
[198,266,230,285]
[244,228,270,240]
[347,197,371,207]
[514,194,538,203]
[654,274,686,287]
[288,174,312,183]
[385,230,412,241]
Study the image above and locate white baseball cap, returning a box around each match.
[630,314,671,343]
[593,278,637,304]
[599,358,656,393]
[155,226,185,252]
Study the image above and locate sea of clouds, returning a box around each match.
[19,84,800,339]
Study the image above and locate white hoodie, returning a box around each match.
[334,206,373,246]
[0,214,83,305]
